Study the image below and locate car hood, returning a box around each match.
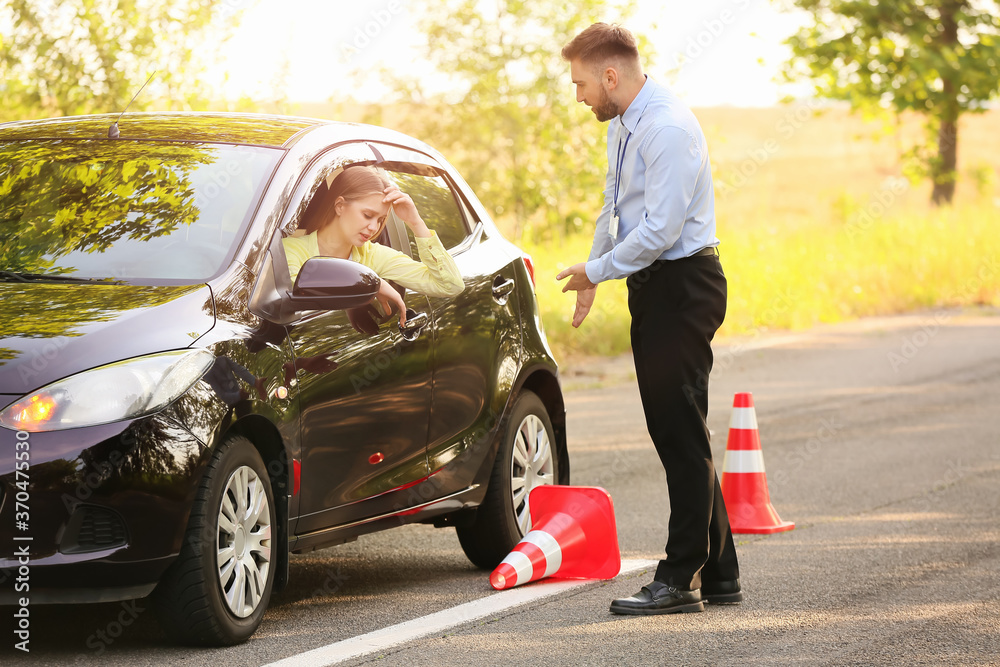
[0,282,215,396]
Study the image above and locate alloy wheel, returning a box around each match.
[510,413,556,535]
[216,465,272,618]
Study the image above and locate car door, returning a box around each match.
[276,144,435,534]
[370,144,522,493]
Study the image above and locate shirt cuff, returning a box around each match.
[584,258,604,284]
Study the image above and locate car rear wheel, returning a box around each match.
[457,390,558,569]
[153,435,276,645]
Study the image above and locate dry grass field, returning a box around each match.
[529,105,1000,359]
[700,105,1000,222]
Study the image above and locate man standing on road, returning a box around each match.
[556,23,742,615]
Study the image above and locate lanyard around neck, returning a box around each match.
[613,120,633,213]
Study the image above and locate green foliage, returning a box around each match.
[778,0,1000,204]
[368,0,641,242]
[0,0,248,121]
[0,140,214,276]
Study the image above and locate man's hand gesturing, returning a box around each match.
[556,263,598,328]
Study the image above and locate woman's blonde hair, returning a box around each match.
[302,164,391,234]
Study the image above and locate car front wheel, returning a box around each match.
[457,390,559,569]
[153,435,276,645]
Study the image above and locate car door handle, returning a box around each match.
[398,310,429,341]
[492,277,515,303]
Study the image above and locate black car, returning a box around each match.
[0,113,568,645]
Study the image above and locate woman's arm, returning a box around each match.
[382,184,431,239]
[366,232,465,297]
[374,278,407,326]
[366,185,465,297]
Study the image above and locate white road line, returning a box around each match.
[263,558,658,667]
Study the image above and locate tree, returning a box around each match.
[367,0,643,241]
[779,0,1000,204]
[0,0,248,121]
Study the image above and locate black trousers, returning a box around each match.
[626,252,740,590]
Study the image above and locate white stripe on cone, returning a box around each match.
[520,530,563,577]
[498,550,535,586]
[729,407,759,430]
[722,450,767,474]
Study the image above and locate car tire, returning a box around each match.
[152,435,276,645]
[457,390,558,569]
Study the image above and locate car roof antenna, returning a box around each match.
[108,70,157,140]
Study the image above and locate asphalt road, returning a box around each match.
[4,307,999,666]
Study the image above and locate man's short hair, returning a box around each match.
[561,22,640,76]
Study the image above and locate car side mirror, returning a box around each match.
[288,257,380,311]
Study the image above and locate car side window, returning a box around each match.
[280,144,376,240]
[388,171,468,252]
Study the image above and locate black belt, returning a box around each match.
[690,246,719,258]
[645,246,719,272]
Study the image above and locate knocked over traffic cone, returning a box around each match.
[720,392,795,535]
[490,485,621,590]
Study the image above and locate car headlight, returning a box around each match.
[0,349,216,432]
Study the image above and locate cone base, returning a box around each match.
[731,520,795,535]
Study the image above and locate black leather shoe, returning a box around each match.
[609,581,704,615]
[701,579,743,604]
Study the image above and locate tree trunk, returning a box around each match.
[931,116,958,206]
[931,1,961,206]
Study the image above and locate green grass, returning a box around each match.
[522,198,1000,362]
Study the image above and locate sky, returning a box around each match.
[212,0,810,107]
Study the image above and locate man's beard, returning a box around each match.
[592,87,620,122]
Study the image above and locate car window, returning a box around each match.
[0,140,281,283]
[387,171,468,251]
[280,144,376,239]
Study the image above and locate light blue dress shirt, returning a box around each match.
[585,76,719,284]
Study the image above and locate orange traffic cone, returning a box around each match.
[490,485,621,590]
[720,392,795,535]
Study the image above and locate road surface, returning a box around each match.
[4,308,999,665]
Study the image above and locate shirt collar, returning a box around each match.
[619,75,655,134]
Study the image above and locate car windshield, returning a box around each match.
[0,140,281,283]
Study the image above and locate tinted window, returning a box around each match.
[389,172,467,251]
[281,144,376,238]
[0,140,280,282]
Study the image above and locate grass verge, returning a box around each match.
[523,199,1000,362]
